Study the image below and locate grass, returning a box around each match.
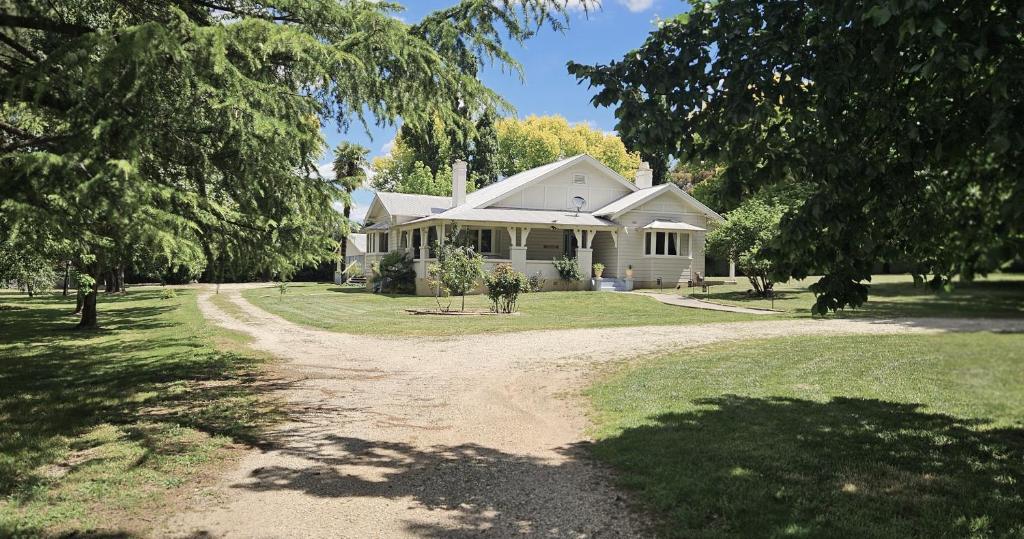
[687,273,1024,318]
[586,332,1024,538]
[242,283,758,336]
[0,288,280,537]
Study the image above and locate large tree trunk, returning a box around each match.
[117,265,126,293]
[77,271,99,329]
[104,269,115,293]
[62,261,70,296]
[74,287,83,314]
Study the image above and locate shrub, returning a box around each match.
[592,262,605,277]
[527,272,546,292]
[428,238,485,312]
[484,263,529,313]
[159,288,177,299]
[552,256,582,282]
[373,251,416,294]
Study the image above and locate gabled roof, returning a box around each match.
[593,183,724,222]
[464,154,639,209]
[369,192,451,219]
[405,207,618,228]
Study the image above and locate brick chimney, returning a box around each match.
[452,160,468,207]
[635,161,653,189]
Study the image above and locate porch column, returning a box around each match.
[507,226,528,274]
[418,226,430,278]
[577,247,593,280]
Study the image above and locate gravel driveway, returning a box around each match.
[162,286,1020,538]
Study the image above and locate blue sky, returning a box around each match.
[323,0,688,220]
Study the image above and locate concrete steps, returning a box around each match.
[594,278,631,292]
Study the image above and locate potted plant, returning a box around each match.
[592,262,605,278]
[625,264,634,279]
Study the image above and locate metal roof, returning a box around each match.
[404,207,619,228]
[374,192,451,217]
[593,183,724,221]
[464,154,638,208]
[642,220,706,231]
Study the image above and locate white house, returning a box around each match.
[361,154,724,294]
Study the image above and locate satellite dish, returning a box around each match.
[572,196,586,215]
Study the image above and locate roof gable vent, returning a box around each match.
[572,174,587,185]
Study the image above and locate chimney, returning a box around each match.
[635,161,653,189]
[452,159,468,207]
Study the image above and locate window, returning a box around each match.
[380,232,389,253]
[427,227,438,258]
[459,229,496,254]
[368,233,376,253]
[412,229,421,258]
[479,229,493,253]
[645,231,690,257]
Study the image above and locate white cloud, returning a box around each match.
[618,0,652,12]
[331,199,369,223]
[316,161,335,180]
[379,137,396,156]
[565,0,601,11]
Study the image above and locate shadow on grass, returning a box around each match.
[590,395,1024,538]
[324,287,412,299]
[0,291,284,521]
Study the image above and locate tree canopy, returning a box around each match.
[373,114,641,193]
[0,0,569,327]
[569,0,1024,314]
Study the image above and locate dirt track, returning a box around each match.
[162,286,1021,538]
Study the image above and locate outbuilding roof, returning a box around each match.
[346,233,367,254]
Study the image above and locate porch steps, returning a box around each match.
[594,278,631,292]
[347,276,367,285]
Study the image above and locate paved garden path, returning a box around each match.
[163,286,1022,538]
[634,291,783,314]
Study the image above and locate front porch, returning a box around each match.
[377,219,621,295]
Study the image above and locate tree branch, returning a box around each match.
[0,13,92,35]
[0,31,41,63]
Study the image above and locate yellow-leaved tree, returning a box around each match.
[495,115,641,179]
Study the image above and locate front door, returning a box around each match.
[562,230,578,258]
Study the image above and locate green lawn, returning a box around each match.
[587,332,1024,538]
[242,283,758,336]
[245,275,1024,337]
[0,288,279,537]
[687,273,1024,318]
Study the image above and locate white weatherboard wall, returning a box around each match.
[490,161,632,212]
[615,195,710,287]
[591,230,619,277]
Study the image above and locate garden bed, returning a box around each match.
[404,308,519,316]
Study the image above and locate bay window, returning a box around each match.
[644,231,691,257]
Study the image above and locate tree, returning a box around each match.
[569,0,1024,314]
[332,142,369,273]
[428,228,485,312]
[373,114,642,194]
[1,0,570,328]
[706,199,785,297]
[494,115,640,179]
